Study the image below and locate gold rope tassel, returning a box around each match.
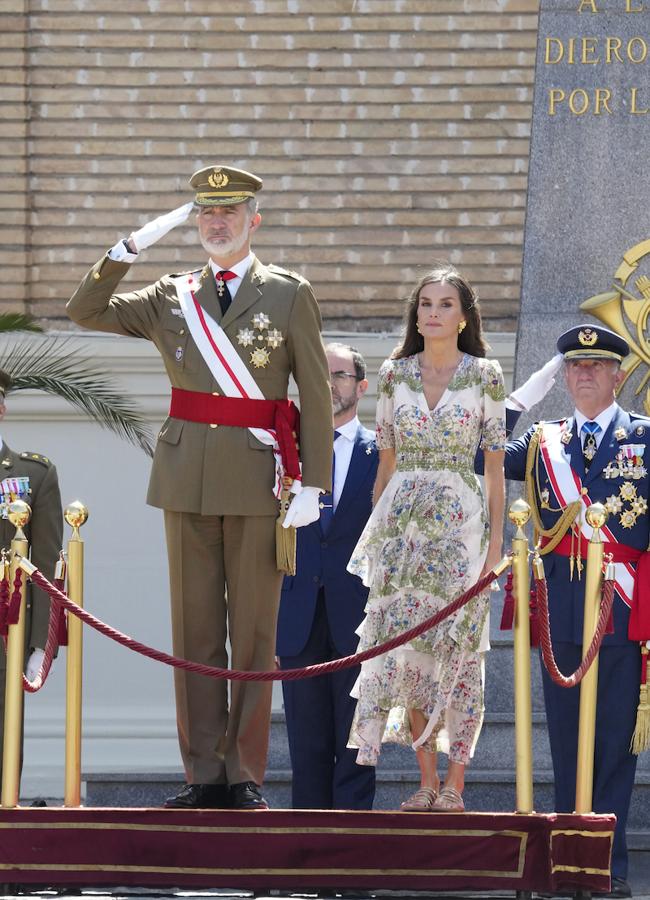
[631,646,650,755]
[275,481,297,576]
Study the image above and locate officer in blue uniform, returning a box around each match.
[276,343,378,810]
[500,325,648,899]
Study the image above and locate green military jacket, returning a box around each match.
[0,444,63,666]
[67,254,333,516]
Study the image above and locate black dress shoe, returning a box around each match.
[594,877,632,898]
[163,783,228,809]
[228,781,269,810]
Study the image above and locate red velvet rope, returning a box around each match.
[0,574,9,636]
[22,590,61,694]
[0,565,60,692]
[6,568,23,626]
[23,564,498,682]
[535,571,616,688]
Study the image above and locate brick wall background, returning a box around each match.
[2,0,538,330]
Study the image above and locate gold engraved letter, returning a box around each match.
[628,37,648,62]
[549,88,566,114]
[581,37,600,63]
[606,37,624,62]
[631,87,649,114]
[595,88,613,114]
[569,89,590,115]
[545,37,564,63]
[577,0,599,10]
[626,0,644,11]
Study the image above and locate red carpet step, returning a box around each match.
[0,807,615,895]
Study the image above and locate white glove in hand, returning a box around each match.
[129,201,194,252]
[507,352,564,411]
[282,486,322,529]
[107,202,194,262]
[25,648,45,682]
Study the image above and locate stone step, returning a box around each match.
[83,766,650,839]
[265,711,555,771]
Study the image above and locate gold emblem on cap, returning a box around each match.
[578,328,598,347]
[208,169,230,189]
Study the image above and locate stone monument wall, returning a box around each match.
[516,0,650,425]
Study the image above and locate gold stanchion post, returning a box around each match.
[64,501,88,808]
[509,498,534,814]
[1,501,32,808]
[574,502,608,815]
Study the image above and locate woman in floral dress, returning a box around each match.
[347,264,505,812]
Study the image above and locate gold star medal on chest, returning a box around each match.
[237,313,284,369]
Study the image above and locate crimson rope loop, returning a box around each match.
[21,563,498,682]
[535,571,615,688]
[0,572,60,693]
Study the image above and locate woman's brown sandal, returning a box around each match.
[400,787,438,811]
[432,786,465,812]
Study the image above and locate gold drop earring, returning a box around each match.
[458,320,467,334]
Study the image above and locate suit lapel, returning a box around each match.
[329,427,375,534]
[221,255,265,330]
[0,443,14,471]
[192,265,223,323]
[564,416,587,484]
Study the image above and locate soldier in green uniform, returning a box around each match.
[67,165,332,810]
[0,369,63,782]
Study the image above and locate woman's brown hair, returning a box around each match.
[392,263,488,360]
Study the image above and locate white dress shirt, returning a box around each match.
[332,415,360,511]
[208,253,253,302]
[574,402,618,450]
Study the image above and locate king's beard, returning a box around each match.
[200,222,250,260]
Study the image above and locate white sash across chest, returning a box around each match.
[174,272,300,498]
[539,421,633,606]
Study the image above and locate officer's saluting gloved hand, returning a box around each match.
[282,486,321,529]
[108,202,194,261]
[506,352,564,411]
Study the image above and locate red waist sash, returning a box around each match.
[540,533,642,564]
[169,387,301,481]
[540,533,650,641]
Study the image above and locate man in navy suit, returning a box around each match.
[498,325,649,899]
[276,343,378,810]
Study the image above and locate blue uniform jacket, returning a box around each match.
[502,405,650,645]
[276,423,378,658]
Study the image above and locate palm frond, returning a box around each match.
[0,338,155,457]
[0,313,43,334]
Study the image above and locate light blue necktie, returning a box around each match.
[581,421,601,469]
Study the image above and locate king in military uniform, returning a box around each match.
[67,165,333,810]
[500,324,649,898]
[0,369,63,783]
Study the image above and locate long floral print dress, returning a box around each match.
[347,352,505,766]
